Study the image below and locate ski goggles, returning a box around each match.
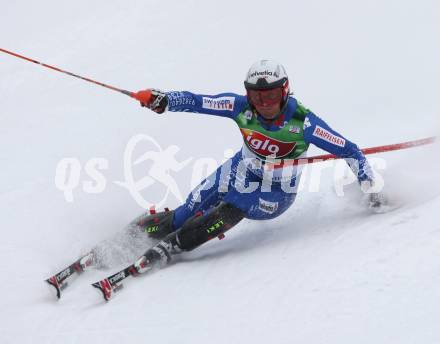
[247,88,283,107]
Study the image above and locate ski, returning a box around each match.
[92,266,134,301]
[45,252,94,299]
[91,253,154,301]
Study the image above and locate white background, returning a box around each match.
[1,1,439,343]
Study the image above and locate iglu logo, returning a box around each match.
[240,129,296,158]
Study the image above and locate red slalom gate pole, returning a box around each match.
[290,136,437,166]
[0,48,151,104]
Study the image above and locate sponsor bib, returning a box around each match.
[240,128,297,158]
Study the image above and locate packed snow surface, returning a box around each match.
[1,1,439,343]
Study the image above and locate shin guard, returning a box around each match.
[176,202,245,251]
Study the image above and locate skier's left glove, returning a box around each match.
[368,192,388,212]
[132,89,168,114]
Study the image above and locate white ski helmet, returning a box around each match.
[244,59,290,108]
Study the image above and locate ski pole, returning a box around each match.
[312,136,436,161]
[289,136,437,166]
[0,48,151,104]
[1,48,436,160]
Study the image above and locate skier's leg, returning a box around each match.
[133,201,245,272]
[131,151,239,240]
[133,172,298,267]
[177,201,245,251]
[171,163,227,229]
[128,174,223,240]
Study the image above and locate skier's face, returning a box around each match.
[254,103,281,119]
[247,88,282,119]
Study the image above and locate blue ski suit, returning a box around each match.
[165,92,373,229]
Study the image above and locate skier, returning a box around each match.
[47,59,386,300]
[125,59,384,276]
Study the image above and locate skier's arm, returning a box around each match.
[303,112,374,184]
[137,88,247,119]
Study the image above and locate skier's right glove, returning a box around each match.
[133,89,168,114]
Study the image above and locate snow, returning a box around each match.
[1,0,440,343]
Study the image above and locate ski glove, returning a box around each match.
[360,179,388,212]
[368,192,388,213]
[133,89,168,114]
